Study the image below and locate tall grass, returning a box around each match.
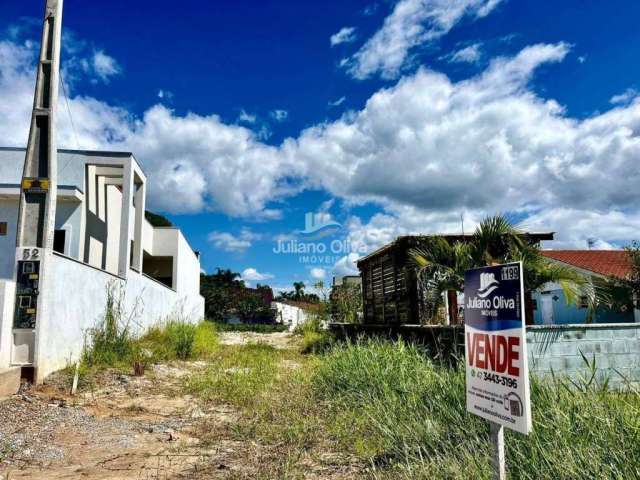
[294,314,333,353]
[82,284,218,370]
[313,339,640,479]
[82,283,135,367]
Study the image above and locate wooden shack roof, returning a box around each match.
[356,232,555,268]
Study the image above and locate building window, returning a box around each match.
[53,229,66,254]
[0,222,7,236]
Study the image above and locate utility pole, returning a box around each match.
[11,0,63,377]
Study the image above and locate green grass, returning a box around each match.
[311,339,640,479]
[78,306,640,479]
[78,318,219,385]
[210,321,289,333]
[185,342,290,408]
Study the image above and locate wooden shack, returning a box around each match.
[357,233,554,325]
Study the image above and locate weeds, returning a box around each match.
[294,314,333,353]
[81,282,138,369]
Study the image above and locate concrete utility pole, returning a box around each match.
[11,0,63,374]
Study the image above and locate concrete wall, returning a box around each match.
[0,280,15,369]
[1,198,82,279]
[32,252,204,380]
[273,302,309,331]
[527,324,640,388]
[0,199,18,280]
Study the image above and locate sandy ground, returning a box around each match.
[217,330,293,349]
[0,332,362,479]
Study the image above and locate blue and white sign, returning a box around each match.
[464,262,532,435]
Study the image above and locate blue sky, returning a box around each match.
[2,0,640,293]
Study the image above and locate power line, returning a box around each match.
[59,71,80,175]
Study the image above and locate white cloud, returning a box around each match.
[270,109,288,122]
[328,96,346,107]
[208,228,261,253]
[330,27,357,46]
[237,109,257,124]
[445,43,482,64]
[363,4,379,16]
[333,253,361,277]
[157,89,174,101]
[91,50,121,83]
[345,0,503,79]
[3,34,640,253]
[241,268,274,281]
[610,88,638,106]
[309,267,326,280]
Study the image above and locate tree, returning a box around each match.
[625,241,640,298]
[145,211,173,227]
[200,268,246,321]
[331,282,362,323]
[410,215,602,324]
[275,281,321,303]
[293,281,306,300]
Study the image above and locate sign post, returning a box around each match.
[464,262,532,479]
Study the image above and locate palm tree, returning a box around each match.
[293,281,306,301]
[409,215,604,324]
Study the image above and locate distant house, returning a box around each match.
[272,300,322,331]
[535,250,639,324]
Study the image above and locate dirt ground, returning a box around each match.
[0,332,362,480]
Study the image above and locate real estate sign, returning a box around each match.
[464,262,532,435]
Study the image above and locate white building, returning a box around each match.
[0,147,204,382]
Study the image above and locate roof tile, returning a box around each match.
[541,250,632,279]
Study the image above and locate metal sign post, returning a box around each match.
[490,421,506,480]
[464,262,532,479]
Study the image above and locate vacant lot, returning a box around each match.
[0,331,362,479]
[2,326,639,479]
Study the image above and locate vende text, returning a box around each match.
[467,332,520,376]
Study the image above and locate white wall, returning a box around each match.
[105,185,122,274]
[0,199,18,280]
[272,301,309,331]
[55,200,82,258]
[0,280,15,368]
[32,253,204,381]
